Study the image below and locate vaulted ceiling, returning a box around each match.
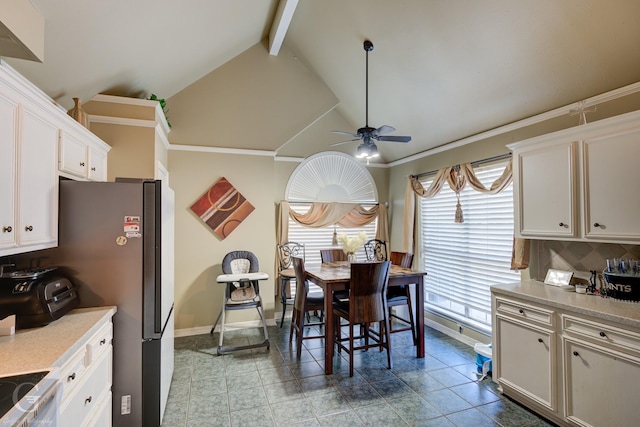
[6,0,640,163]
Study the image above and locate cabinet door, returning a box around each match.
[495,315,557,412]
[88,146,107,181]
[18,107,58,248]
[515,141,577,237]
[59,130,88,178]
[583,130,640,241]
[0,93,18,250]
[564,339,640,427]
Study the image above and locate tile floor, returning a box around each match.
[161,318,556,427]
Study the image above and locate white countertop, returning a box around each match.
[491,280,640,328]
[0,306,116,377]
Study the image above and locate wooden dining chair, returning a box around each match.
[320,248,347,262]
[333,261,392,377]
[364,239,388,262]
[387,251,417,344]
[289,257,325,358]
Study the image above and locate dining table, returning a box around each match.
[305,261,427,375]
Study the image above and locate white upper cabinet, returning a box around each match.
[515,141,577,238]
[18,106,59,249]
[0,92,18,250]
[508,110,640,244]
[0,60,110,257]
[582,128,640,241]
[0,87,57,255]
[58,125,110,181]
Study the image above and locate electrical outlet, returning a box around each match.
[121,395,131,415]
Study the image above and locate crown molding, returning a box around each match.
[389,80,640,167]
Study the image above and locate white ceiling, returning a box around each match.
[6,0,640,164]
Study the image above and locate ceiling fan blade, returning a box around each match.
[377,135,412,143]
[376,125,396,135]
[331,130,360,138]
[330,138,361,146]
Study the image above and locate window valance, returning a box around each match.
[403,158,529,270]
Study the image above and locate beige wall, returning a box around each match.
[170,150,276,330]
[89,122,157,181]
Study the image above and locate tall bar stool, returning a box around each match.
[387,251,416,344]
[289,257,325,358]
[320,248,347,262]
[364,239,388,262]
[277,242,305,327]
[333,261,393,377]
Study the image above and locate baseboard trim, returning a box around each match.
[175,318,277,338]
[175,314,480,348]
[424,318,479,348]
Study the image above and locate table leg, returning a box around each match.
[415,277,425,358]
[324,283,334,374]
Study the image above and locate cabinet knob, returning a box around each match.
[100,338,106,345]
[518,309,524,315]
[594,223,601,228]
[573,351,579,357]
[91,167,96,171]
[537,338,543,343]
[67,372,76,382]
[24,225,33,232]
[80,162,85,167]
[85,396,92,405]
[559,222,566,227]
[2,226,11,233]
[599,331,606,337]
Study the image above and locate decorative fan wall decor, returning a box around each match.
[286,152,377,202]
[190,177,254,239]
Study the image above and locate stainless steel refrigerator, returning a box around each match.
[49,179,174,427]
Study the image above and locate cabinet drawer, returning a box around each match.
[59,345,88,400]
[85,321,112,365]
[495,297,555,327]
[60,347,112,427]
[562,314,640,356]
[86,390,112,427]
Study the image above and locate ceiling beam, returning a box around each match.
[268,0,298,56]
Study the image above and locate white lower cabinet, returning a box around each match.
[58,320,113,426]
[495,315,556,411]
[563,338,640,427]
[492,292,640,427]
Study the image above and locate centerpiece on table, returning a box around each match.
[337,231,368,264]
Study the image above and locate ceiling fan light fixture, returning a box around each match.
[356,143,379,159]
[356,143,370,158]
[328,39,411,158]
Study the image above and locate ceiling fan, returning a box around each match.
[331,40,411,160]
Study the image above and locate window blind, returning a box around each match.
[286,204,378,297]
[419,162,518,334]
[287,204,378,268]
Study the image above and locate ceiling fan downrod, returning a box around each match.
[363,40,374,132]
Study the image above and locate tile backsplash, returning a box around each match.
[534,240,640,281]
